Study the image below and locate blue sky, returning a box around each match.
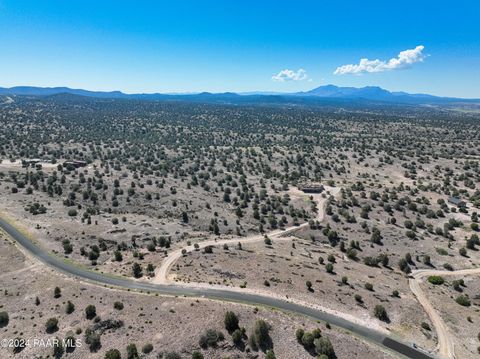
[1,0,479,97]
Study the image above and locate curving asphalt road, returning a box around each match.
[0,217,436,359]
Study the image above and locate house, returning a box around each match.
[23,158,41,165]
[63,160,87,168]
[300,185,324,194]
[448,196,466,208]
[73,160,87,167]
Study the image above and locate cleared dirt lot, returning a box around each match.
[171,233,436,351]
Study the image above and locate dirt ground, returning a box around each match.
[171,233,436,352]
[420,275,480,358]
[0,230,397,359]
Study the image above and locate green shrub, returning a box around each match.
[314,336,335,358]
[301,332,315,349]
[427,276,444,285]
[232,329,243,345]
[65,301,75,314]
[142,343,153,354]
[199,329,224,348]
[126,343,138,359]
[192,351,204,359]
[85,305,96,320]
[455,295,471,307]
[105,349,121,359]
[132,263,143,278]
[54,286,61,298]
[436,247,448,255]
[224,311,239,332]
[295,328,305,342]
[0,311,9,327]
[421,322,431,331]
[325,263,334,273]
[443,263,454,271]
[373,305,389,322]
[248,319,272,351]
[45,318,59,333]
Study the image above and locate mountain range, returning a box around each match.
[0,85,478,105]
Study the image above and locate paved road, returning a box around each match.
[0,217,436,359]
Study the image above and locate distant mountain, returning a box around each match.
[0,85,478,105]
[300,85,392,99]
[0,86,243,102]
[0,86,130,99]
[297,85,468,103]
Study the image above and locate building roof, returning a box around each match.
[448,196,466,206]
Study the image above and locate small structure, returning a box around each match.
[300,184,324,194]
[448,196,466,208]
[23,158,41,165]
[63,160,87,168]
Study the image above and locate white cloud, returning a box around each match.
[334,45,426,75]
[272,68,309,82]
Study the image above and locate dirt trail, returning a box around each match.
[148,186,392,341]
[413,268,480,279]
[409,267,480,359]
[153,186,340,284]
[409,277,455,359]
[0,263,40,279]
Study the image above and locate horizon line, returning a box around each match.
[1,84,479,100]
